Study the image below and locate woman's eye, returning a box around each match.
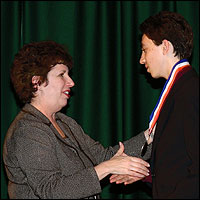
[60,73,64,77]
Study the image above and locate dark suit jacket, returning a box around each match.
[150,67,199,199]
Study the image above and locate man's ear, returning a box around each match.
[162,39,170,55]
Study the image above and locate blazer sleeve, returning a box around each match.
[66,115,151,164]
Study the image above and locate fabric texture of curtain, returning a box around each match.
[1,1,199,199]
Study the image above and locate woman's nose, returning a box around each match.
[67,77,75,87]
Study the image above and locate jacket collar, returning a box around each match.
[22,103,61,125]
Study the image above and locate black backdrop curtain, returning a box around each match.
[1,1,199,199]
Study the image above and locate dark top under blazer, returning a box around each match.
[3,103,151,199]
[150,67,199,199]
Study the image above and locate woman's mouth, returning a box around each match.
[63,90,70,98]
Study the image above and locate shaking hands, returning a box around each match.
[109,142,150,185]
[94,142,150,183]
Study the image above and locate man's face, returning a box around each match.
[139,34,165,79]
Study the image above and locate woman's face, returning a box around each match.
[38,64,75,112]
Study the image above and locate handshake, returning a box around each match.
[95,141,150,185]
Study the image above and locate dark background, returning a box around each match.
[1,1,199,199]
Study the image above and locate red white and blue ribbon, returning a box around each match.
[148,59,190,135]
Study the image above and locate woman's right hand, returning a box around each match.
[94,142,150,181]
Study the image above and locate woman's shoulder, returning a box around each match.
[6,107,53,141]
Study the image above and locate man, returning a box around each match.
[110,11,199,199]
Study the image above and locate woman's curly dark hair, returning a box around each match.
[139,11,193,60]
[10,40,73,104]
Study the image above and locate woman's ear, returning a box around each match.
[32,76,41,89]
[32,76,40,84]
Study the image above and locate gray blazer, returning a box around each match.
[3,103,151,199]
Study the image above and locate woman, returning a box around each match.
[3,41,151,199]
